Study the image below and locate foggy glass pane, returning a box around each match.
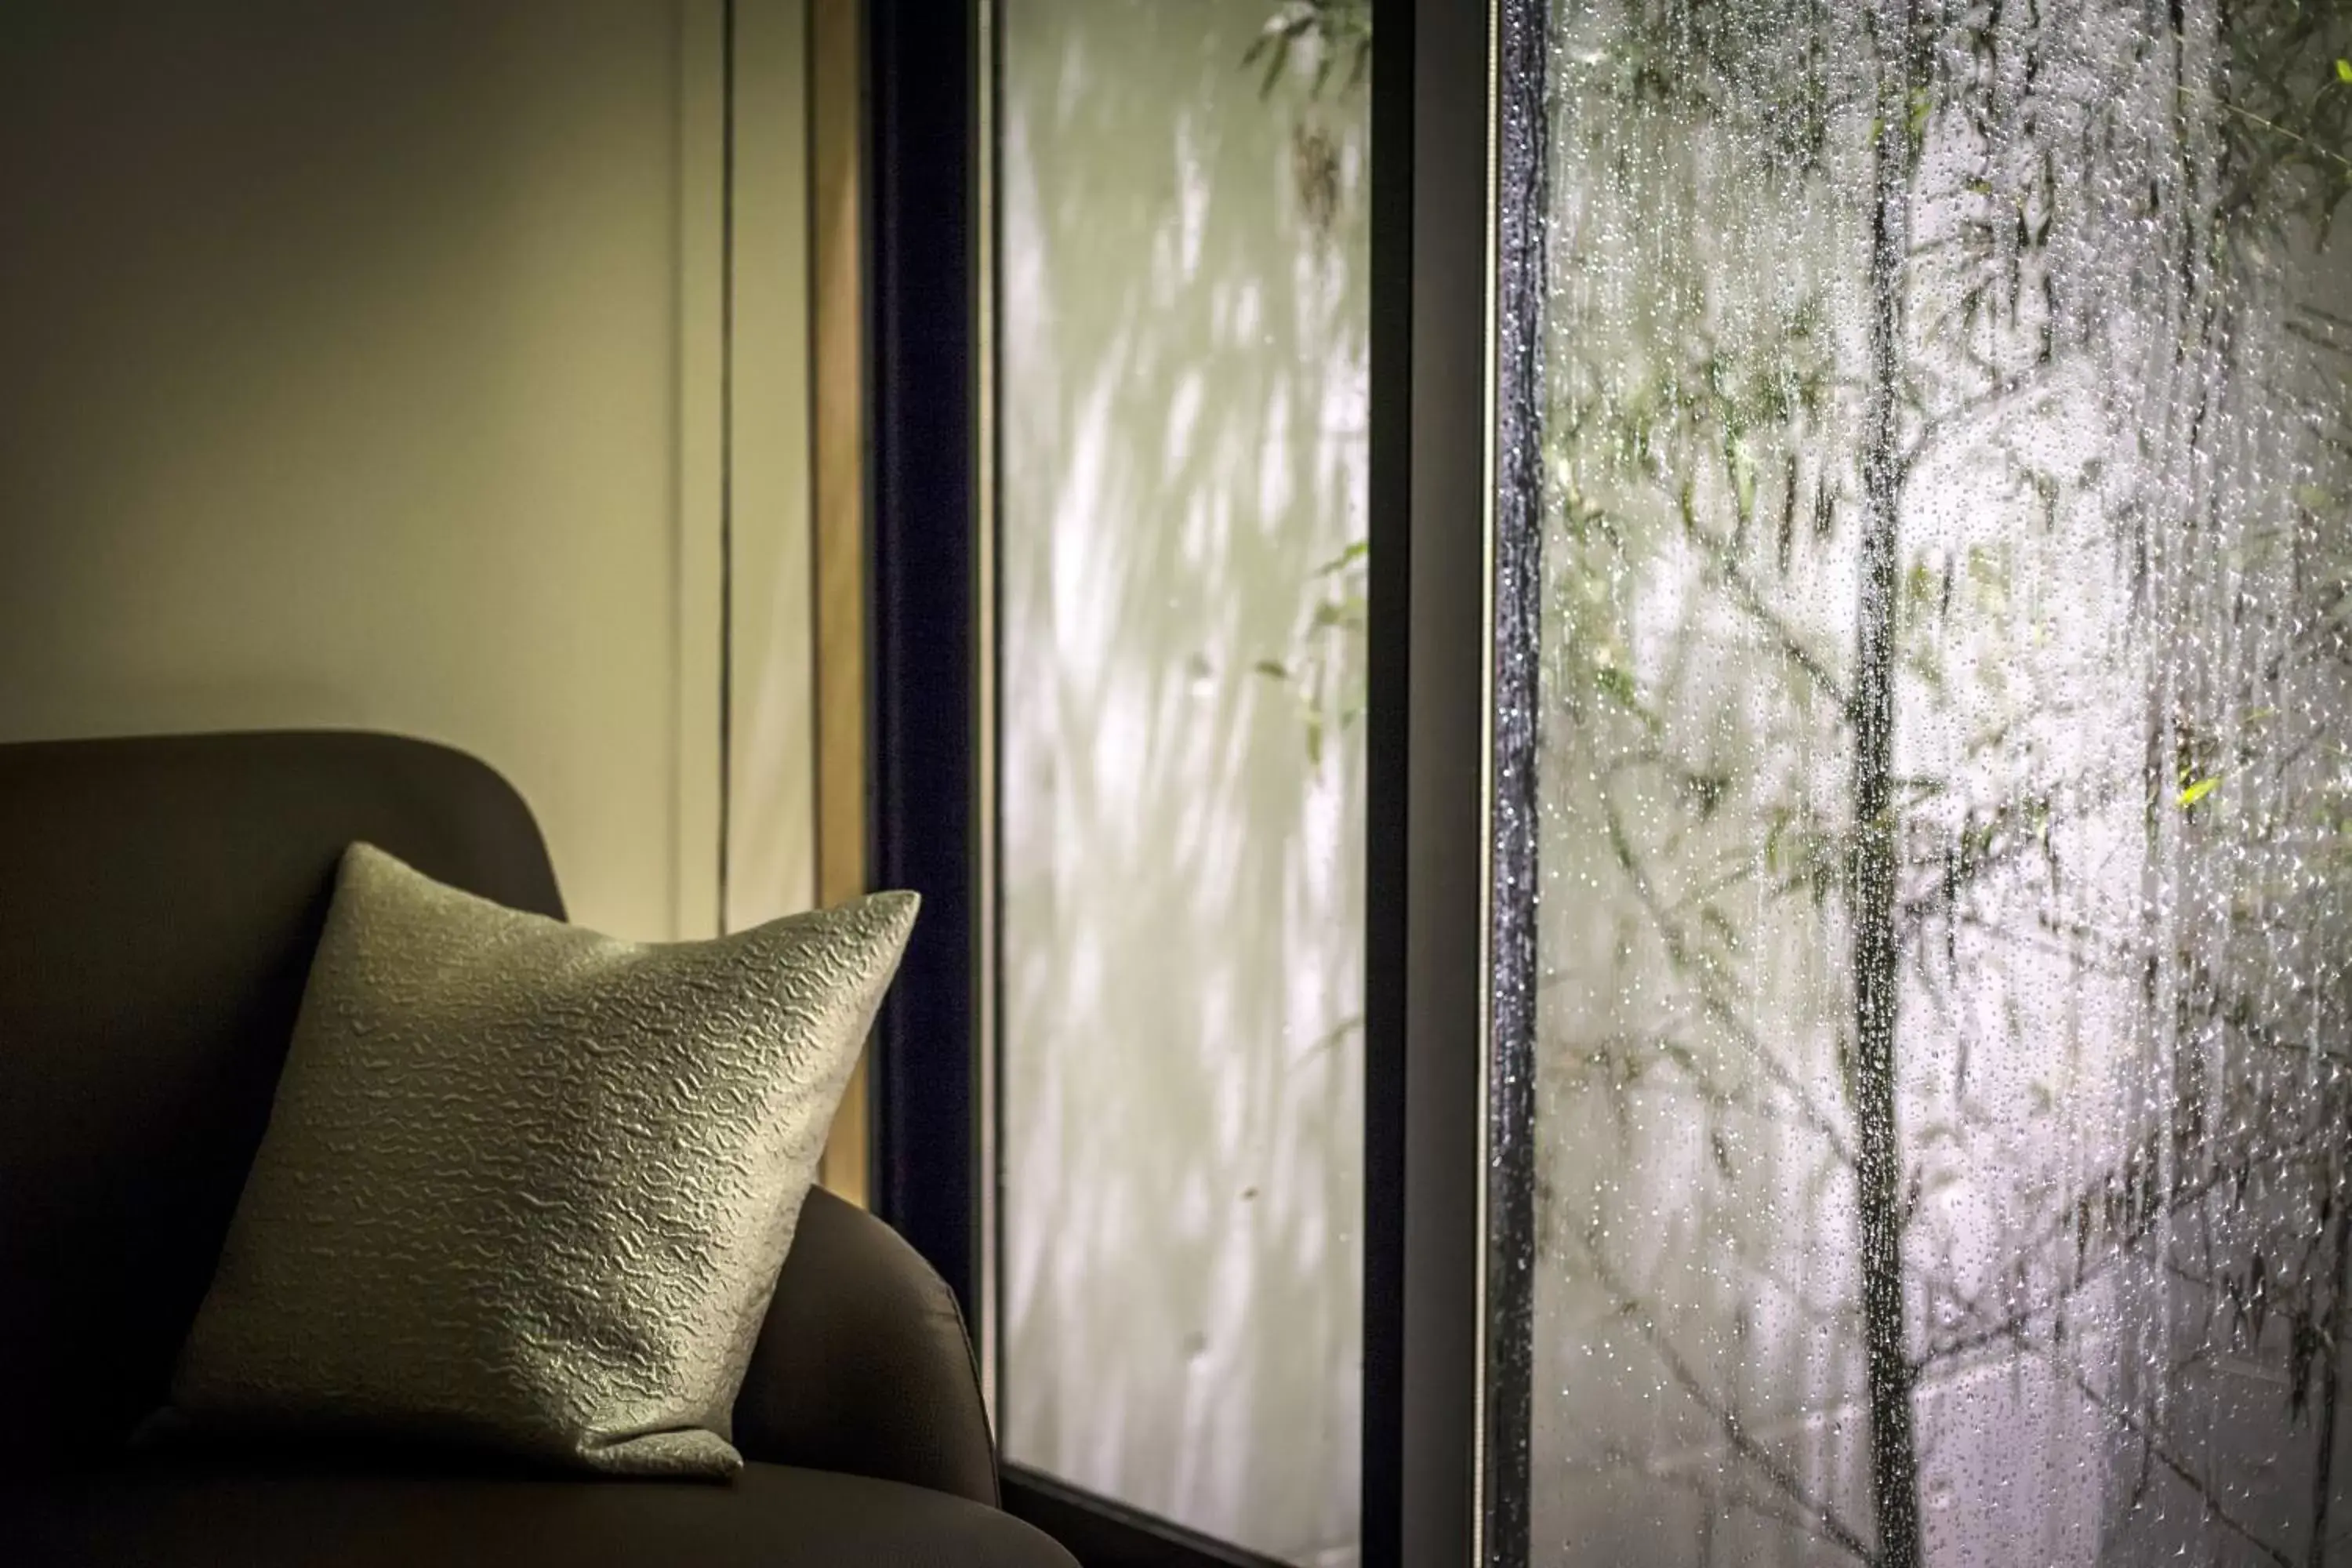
[995,2,1367,1563]
[1519,2,2351,1564]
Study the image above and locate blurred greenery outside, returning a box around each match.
[1523,2,2352,1565]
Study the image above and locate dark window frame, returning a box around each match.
[866,0,982,1316]
[863,2,1515,1561]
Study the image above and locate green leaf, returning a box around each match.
[1252,659,1292,681]
[2178,775,2223,809]
[2337,58,2352,84]
[1258,38,1288,98]
[1699,905,1740,955]
[1730,437,1758,520]
[1309,596,1364,632]
[1312,539,1369,577]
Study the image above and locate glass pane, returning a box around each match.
[1513,2,2350,1563]
[993,2,1368,1562]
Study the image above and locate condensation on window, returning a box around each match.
[1516,2,2351,1563]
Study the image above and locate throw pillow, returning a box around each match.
[169,842,916,1478]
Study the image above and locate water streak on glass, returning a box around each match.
[996,3,1369,1563]
[1517,0,2352,1562]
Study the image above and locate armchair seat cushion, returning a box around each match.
[8,1454,1078,1568]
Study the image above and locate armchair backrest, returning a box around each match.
[0,731,563,1468]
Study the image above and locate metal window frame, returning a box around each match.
[863,1,1535,1562]
[1482,0,1547,1559]
[866,0,982,1316]
[1361,0,1493,1563]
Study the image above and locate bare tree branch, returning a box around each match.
[1679,513,1852,710]
[2027,1338,2298,1567]
[1599,791,1860,1170]
[1559,1454,1860,1552]
[1583,1238,1882,1565]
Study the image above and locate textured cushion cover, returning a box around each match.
[6,1455,1079,1568]
[171,843,917,1479]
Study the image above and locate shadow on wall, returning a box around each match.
[994,3,1367,1564]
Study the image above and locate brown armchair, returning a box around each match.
[0,730,1069,1567]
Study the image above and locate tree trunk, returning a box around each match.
[2309,1147,2350,1568]
[1850,2,1922,1562]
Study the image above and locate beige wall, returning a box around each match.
[0,0,811,942]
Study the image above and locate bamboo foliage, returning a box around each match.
[1519,1,2352,1563]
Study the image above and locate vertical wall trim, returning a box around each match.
[720,0,818,937]
[675,0,728,943]
[716,0,738,935]
[811,0,873,1203]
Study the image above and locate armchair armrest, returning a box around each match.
[731,1185,998,1506]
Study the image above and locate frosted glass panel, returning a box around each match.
[1519,2,2350,1564]
[994,2,1367,1563]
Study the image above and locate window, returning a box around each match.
[1504,2,2352,1563]
[864,2,2346,1560]
[993,2,1369,1562]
